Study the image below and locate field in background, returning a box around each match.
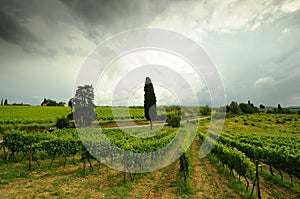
[0,106,202,134]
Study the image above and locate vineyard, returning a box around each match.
[0,112,299,198]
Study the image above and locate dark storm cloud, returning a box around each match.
[0,0,59,55]
[60,0,174,44]
[0,1,40,47]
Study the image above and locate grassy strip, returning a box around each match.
[260,170,300,196]
[207,153,256,199]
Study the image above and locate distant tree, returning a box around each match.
[4,99,8,105]
[248,100,251,105]
[144,77,157,130]
[239,103,254,113]
[1,98,3,105]
[229,101,240,114]
[47,99,57,106]
[41,98,60,106]
[72,85,96,127]
[225,105,230,113]
[278,104,282,110]
[57,102,65,106]
[41,98,47,106]
[259,104,265,109]
[200,105,211,116]
[68,98,73,108]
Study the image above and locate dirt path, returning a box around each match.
[128,161,179,199]
[101,116,209,129]
[190,139,242,199]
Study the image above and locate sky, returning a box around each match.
[0,0,299,107]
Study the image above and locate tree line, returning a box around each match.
[226,100,295,114]
[1,98,8,105]
[41,98,67,106]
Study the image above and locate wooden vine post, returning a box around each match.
[29,143,33,171]
[180,152,188,187]
[123,152,127,184]
[251,160,261,199]
[256,161,261,199]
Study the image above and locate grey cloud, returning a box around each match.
[0,0,62,56]
[64,46,88,56]
[0,1,40,48]
[60,0,174,44]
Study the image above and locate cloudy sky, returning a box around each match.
[0,0,299,106]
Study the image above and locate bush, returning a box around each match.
[56,117,70,129]
[199,105,211,116]
[166,113,181,127]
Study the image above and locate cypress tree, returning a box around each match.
[144,77,157,130]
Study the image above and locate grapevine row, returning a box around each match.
[2,127,177,171]
[216,134,300,179]
[198,131,255,190]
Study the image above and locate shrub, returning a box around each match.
[166,113,181,127]
[56,117,70,129]
[199,105,211,116]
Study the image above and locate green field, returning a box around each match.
[0,111,299,198]
[0,106,202,133]
[0,106,71,125]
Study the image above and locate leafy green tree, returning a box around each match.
[72,85,96,127]
[1,98,3,105]
[239,103,253,113]
[144,77,157,130]
[229,101,240,114]
[4,99,8,105]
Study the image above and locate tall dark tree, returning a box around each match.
[41,98,47,106]
[259,104,265,109]
[72,85,96,127]
[144,77,157,130]
[225,105,230,113]
[68,98,73,108]
[4,99,8,105]
[1,98,3,105]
